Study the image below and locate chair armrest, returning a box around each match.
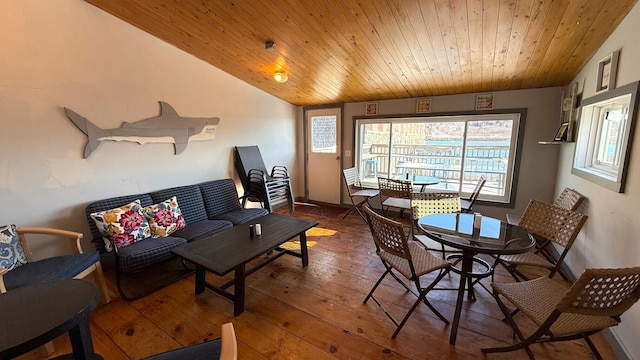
[0,267,7,292]
[16,227,84,258]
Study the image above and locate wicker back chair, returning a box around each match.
[409,191,461,257]
[483,267,640,359]
[460,175,486,212]
[342,167,379,222]
[377,177,413,217]
[495,199,588,281]
[362,206,450,338]
[507,187,585,225]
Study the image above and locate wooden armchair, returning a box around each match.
[141,322,237,360]
[0,225,110,304]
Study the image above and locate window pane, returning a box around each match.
[594,108,626,172]
[465,120,513,196]
[359,123,390,187]
[311,115,336,153]
[355,113,522,204]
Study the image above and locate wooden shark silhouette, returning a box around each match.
[65,101,220,158]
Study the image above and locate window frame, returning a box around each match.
[353,109,527,206]
[572,81,640,193]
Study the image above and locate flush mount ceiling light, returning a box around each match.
[265,41,276,51]
[273,71,288,83]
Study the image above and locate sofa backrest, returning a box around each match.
[85,193,154,253]
[149,185,208,225]
[198,179,242,218]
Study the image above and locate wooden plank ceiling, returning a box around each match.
[86,0,637,107]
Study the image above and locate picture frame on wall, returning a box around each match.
[595,50,619,94]
[365,102,378,115]
[475,94,494,110]
[416,98,432,113]
[554,122,569,141]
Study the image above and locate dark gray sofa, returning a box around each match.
[84,178,268,300]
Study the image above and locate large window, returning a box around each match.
[355,112,524,204]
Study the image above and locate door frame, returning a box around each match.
[302,104,345,204]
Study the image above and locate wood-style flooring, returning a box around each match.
[31,207,618,359]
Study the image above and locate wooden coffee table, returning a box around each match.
[171,213,318,315]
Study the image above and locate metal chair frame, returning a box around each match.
[377,177,413,218]
[460,175,486,213]
[493,199,588,282]
[362,206,451,338]
[483,267,640,360]
[342,167,379,222]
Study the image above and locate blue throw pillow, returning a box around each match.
[0,224,28,271]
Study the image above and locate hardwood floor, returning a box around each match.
[38,207,617,360]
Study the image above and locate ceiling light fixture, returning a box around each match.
[265,41,276,51]
[273,71,288,83]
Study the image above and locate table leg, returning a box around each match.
[68,312,96,360]
[449,251,471,345]
[195,266,205,294]
[233,264,246,316]
[300,232,309,267]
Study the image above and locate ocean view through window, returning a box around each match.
[355,112,525,204]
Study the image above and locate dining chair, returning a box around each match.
[460,175,486,213]
[409,191,462,258]
[361,206,451,338]
[377,177,413,218]
[142,322,237,360]
[483,267,640,360]
[493,199,588,282]
[342,167,379,222]
[506,187,585,226]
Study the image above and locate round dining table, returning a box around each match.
[418,212,535,345]
[0,279,101,360]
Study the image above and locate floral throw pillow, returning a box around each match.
[0,224,27,271]
[90,200,151,251]
[143,196,186,237]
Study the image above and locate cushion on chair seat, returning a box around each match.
[115,236,187,273]
[211,208,268,225]
[2,252,100,290]
[171,219,233,242]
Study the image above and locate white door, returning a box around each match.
[306,108,341,204]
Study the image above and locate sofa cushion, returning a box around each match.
[211,208,268,225]
[0,224,27,271]
[114,236,188,273]
[150,185,208,225]
[144,196,186,237]
[2,252,100,290]
[198,179,243,218]
[90,200,152,251]
[86,193,154,253]
[171,219,233,242]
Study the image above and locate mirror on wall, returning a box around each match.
[572,81,640,192]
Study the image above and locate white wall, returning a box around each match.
[0,0,298,256]
[556,2,640,359]
[341,87,564,220]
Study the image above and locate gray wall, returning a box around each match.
[557,2,640,359]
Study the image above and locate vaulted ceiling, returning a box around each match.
[87,0,637,107]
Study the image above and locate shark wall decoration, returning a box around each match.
[64,101,220,158]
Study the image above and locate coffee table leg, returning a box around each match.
[233,264,246,316]
[195,266,205,294]
[300,232,309,267]
[68,312,97,360]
